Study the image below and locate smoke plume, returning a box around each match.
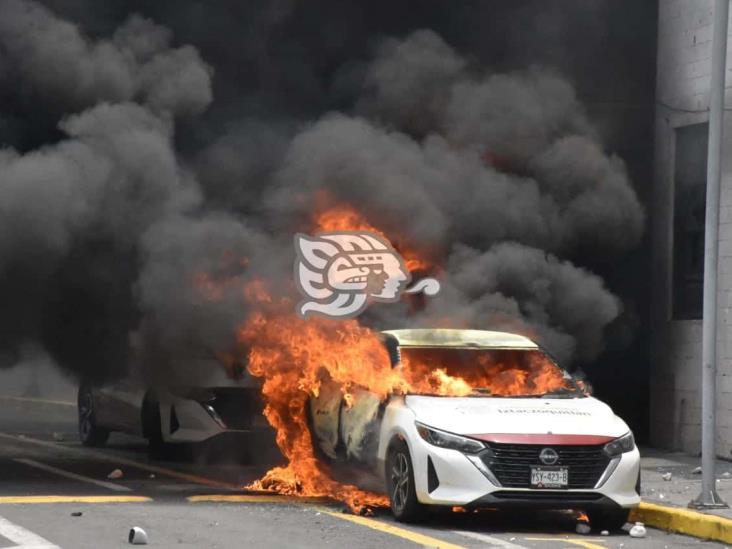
[0,1,644,382]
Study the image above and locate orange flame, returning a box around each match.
[240,309,398,512]
[313,202,431,273]
[239,293,569,512]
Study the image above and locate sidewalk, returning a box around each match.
[640,447,732,516]
[631,447,732,542]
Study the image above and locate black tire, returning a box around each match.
[385,439,427,522]
[587,507,631,532]
[142,394,171,460]
[77,384,110,447]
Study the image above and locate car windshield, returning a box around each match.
[398,347,582,398]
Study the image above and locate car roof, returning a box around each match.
[380,329,539,349]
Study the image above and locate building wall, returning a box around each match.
[651,0,732,456]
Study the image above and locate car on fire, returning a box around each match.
[308,329,640,529]
[77,355,270,461]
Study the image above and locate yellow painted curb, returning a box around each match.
[187,494,329,504]
[631,501,732,543]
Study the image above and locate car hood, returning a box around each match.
[405,395,629,439]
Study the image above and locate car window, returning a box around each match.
[397,347,582,398]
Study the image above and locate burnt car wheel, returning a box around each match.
[587,507,631,532]
[386,440,426,522]
[77,384,110,447]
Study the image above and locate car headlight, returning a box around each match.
[201,403,226,428]
[604,432,635,457]
[415,422,484,454]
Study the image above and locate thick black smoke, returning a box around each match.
[266,31,643,362]
[0,0,646,382]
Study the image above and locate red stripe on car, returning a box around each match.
[467,433,616,445]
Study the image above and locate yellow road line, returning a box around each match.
[0,432,239,490]
[631,500,732,543]
[525,538,606,549]
[321,510,466,549]
[188,494,329,504]
[0,396,74,407]
[0,495,151,504]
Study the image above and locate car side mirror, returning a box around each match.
[574,376,593,396]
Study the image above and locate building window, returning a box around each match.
[673,122,708,320]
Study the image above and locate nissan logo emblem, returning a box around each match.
[539,447,559,465]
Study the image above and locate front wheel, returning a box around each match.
[385,440,426,522]
[77,384,110,447]
[587,507,631,532]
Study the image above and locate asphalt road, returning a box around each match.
[0,395,722,549]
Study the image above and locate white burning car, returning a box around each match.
[309,329,640,529]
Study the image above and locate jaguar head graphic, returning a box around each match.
[294,232,411,319]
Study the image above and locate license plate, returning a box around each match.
[530,466,568,488]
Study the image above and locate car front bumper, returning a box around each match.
[404,425,641,509]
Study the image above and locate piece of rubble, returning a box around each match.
[629,522,647,538]
[661,472,672,481]
[107,468,124,480]
[70,511,82,517]
[575,523,591,535]
[128,527,148,545]
[692,466,702,475]
[659,493,665,499]
[600,530,609,536]
[148,474,155,479]
[723,472,731,479]
[52,432,64,442]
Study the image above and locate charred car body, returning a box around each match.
[309,329,640,528]
[78,355,269,461]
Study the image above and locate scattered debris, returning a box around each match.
[128,527,148,545]
[600,530,609,536]
[629,522,647,538]
[575,523,591,535]
[661,472,672,481]
[659,493,665,500]
[70,511,82,517]
[692,466,702,475]
[107,469,124,480]
[52,432,64,442]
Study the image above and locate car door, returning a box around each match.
[339,388,382,464]
[309,377,343,460]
